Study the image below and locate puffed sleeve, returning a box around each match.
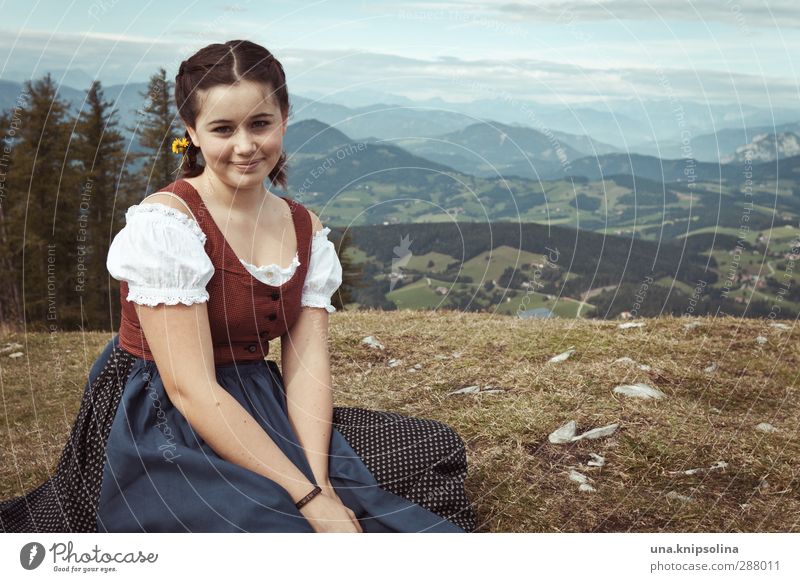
[106,202,215,306]
[301,227,343,313]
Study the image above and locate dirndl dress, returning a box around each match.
[0,333,476,533]
[1,179,476,533]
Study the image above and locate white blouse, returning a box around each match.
[106,202,342,313]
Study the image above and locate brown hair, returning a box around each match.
[174,39,291,189]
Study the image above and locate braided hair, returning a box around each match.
[174,40,290,188]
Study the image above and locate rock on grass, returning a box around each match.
[613,383,666,400]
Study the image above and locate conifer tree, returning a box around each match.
[132,67,180,190]
[0,110,22,326]
[72,80,131,329]
[331,230,364,311]
[4,73,83,329]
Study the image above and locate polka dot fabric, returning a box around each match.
[0,345,136,532]
[0,344,476,532]
[332,407,476,532]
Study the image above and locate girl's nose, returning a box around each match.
[233,131,258,156]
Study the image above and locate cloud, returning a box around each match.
[385,0,800,29]
[0,27,183,82]
[283,48,799,107]
[2,24,797,107]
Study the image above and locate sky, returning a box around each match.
[1,0,799,108]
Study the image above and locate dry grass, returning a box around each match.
[1,312,798,532]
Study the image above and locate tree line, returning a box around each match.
[0,68,357,333]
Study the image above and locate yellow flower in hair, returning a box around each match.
[172,136,191,154]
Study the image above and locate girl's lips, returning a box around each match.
[232,159,264,171]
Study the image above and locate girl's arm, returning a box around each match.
[135,299,319,505]
[280,209,336,486]
[280,305,334,487]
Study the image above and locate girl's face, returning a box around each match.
[186,79,287,191]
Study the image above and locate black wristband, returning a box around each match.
[295,485,322,510]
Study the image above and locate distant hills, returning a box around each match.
[280,116,800,320]
[3,76,799,319]
[3,77,799,164]
[281,118,800,234]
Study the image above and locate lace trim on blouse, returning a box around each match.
[127,202,207,244]
[239,227,331,274]
[126,287,211,307]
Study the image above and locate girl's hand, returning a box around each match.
[319,480,361,525]
[319,480,339,502]
[298,486,363,533]
[320,479,363,533]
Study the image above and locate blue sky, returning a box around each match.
[1,0,799,107]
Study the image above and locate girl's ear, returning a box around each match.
[186,126,199,147]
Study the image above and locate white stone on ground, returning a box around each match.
[613,356,651,371]
[755,422,778,433]
[613,383,666,399]
[665,491,694,503]
[0,342,24,355]
[548,420,577,443]
[448,384,506,395]
[569,469,588,484]
[448,385,480,395]
[572,423,619,441]
[587,453,606,467]
[669,460,728,476]
[361,336,385,350]
[568,469,597,492]
[548,347,576,363]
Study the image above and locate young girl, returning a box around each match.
[0,39,475,533]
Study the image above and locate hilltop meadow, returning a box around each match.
[1,310,797,532]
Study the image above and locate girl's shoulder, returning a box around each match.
[138,189,198,221]
[125,193,206,245]
[281,195,323,234]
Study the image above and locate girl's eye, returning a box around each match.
[212,121,270,133]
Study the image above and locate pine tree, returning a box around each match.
[331,229,365,311]
[71,80,131,330]
[4,73,83,330]
[132,67,180,190]
[0,110,22,327]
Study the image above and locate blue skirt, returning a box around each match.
[93,338,467,533]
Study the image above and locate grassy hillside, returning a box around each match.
[285,120,800,243]
[337,219,800,318]
[1,312,797,532]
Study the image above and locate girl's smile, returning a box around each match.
[185,79,287,196]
